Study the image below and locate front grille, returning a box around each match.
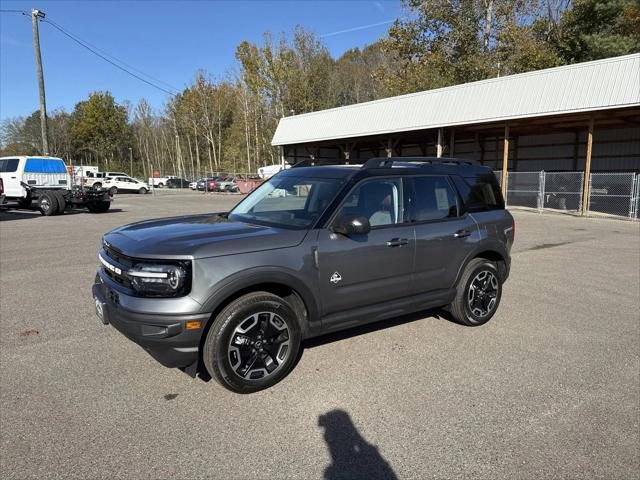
[104,244,134,268]
[102,244,133,288]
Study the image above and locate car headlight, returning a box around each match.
[127,262,191,297]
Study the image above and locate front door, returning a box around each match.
[316,177,415,319]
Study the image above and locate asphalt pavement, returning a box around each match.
[1,191,638,479]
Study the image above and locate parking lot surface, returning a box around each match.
[1,191,639,479]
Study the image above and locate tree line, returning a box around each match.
[1,0,638,179]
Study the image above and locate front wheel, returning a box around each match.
[109,187,118,195]
[138,187,147,194]
[450,258,502,326]
[203,292,301,393]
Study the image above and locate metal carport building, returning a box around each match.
[272,54,640,215]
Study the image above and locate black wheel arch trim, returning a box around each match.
[454,241,510,287]
[200,267,321,334]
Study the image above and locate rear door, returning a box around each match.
[316,176,415,317]
[0,158,22,197]
[408,175,479,293]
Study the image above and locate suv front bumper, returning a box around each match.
[92,273,210,371]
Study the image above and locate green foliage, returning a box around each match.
[69,91,132,163]
[553,0,640,62]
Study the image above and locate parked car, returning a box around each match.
[94,157,513,393]
[195,177,209,191]
[166,177,191,189]
[214,176,240,192]
[103,176,149,194]
[189,181,198,190]
[82,170,129,190]
[148,175,178,188]
[0,156,111,215]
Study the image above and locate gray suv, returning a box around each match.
[93,157,514,393]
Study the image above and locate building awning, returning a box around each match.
[272,54,640,146]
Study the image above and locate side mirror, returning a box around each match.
[332,216,371,236]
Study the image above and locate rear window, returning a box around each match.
[452,174,505,212]
[24,158,67,174]
[0,158,19,172]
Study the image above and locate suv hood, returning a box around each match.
[104,213,308,259]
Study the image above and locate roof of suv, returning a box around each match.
[280,157,494,180]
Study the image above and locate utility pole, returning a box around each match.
[31,8,49,155]
[128,147,133,175]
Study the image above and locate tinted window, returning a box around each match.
[408,176,458,222]
[24,158,67,173]
[0,159,19,172]
[229,175,344,229]
[336,178,403,227]
[452,174,505,211]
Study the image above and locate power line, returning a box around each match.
[43,18,178,96]
[44,18,180,93]
[0,9,28,14]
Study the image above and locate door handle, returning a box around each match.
[453,229,471,238]
[386,238,409,247]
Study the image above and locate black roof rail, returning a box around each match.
[363,156,479,168]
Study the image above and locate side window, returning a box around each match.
[452,174,505,212]
[0,159,19,172]
[336,178,403,227]
[409,176,458,222]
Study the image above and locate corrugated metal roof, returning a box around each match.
[272,54,640,146]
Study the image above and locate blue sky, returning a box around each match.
[0,0,403,120]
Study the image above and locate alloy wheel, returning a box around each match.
[467,270,499,318]
[227,312,290,380]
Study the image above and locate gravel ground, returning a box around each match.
[1,191,639,479]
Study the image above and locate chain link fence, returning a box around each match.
[499,170,639,221]
[587,173,636,219]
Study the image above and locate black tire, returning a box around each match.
[109,186,118,195]
[17,196,32,209]
[157,183,164,188]
[138,187,147,195]
[450,258,502,326]
[203,291,301,393]
[87,201,111,213]
[53,191,66,215]
[94,182,102,190]
[38,192,59,216]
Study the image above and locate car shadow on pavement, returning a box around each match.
[303,308,451,350]
[319,409,397,480]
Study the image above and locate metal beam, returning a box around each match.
[581,116,595,216]
[501,124,509,196]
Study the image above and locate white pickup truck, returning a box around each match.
[0,156,112,215]
[148,175,178,188]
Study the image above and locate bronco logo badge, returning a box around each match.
[330,272,342,285]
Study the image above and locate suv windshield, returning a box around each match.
[229,175,344,229]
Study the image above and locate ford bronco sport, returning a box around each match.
[93,157,514,393]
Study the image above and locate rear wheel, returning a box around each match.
[53,191,66,215]
[203,292,301,393]
[38,193,59,216]
[157,183,164,188]
[450,258,502,326]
